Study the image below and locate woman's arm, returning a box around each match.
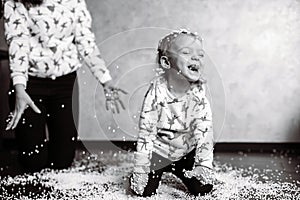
[74,0,111,84]
[4,1,41,130]
[74,0,127,113]
[4,0,30,88]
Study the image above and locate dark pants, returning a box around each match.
[132,149,213,197]
[10,72,79,173]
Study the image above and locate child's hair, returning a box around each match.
[157,29,203,65]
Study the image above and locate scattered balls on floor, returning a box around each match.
[0,151,299,200]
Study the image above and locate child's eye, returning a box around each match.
[181,50,190,54]
[197,51,205,57]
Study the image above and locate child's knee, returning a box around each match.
[191,183,213,196]
[185,177,213,196]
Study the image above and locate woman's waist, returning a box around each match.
[26,71,77,95]
[28,70,77,81]
[28,60,81,80]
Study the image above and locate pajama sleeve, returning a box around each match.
[74,0,111,84]
[4,1,30,88]
[192,86,214,169]
[133,83,159,174]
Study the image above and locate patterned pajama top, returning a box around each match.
[134,76,214,174]
[4,0,111,87]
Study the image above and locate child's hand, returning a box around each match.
[184,166,216,184]
[102,81,127,114]
[130,172,149,195]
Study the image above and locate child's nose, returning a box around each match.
[191,54,200,61]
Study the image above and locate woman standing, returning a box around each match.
[3,0,125,172]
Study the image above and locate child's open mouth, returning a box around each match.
[187,64,199,72]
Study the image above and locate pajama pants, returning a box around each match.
[10,72,78,173]
[131,149,213,197]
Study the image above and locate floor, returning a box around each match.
[0,147,299,199]
[217,150,300,184]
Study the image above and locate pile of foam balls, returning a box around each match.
[0,150,299,200]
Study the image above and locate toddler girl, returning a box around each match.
[130,29,215,197]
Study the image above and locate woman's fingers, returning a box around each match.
[118,99,126,110]
[6,105,25,130]
[116,88,128,94]
[11,109,24,129]
[11,101,41,129]
[104,86,127,114]
[114,100,120,113]
[110,102,115,114]
[29,101,41,114]
[5,101,41,130]
[5,86,41,130]
[5,112,15,130]
[105,99,109,111]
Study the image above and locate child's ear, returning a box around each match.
[160,56,171,69]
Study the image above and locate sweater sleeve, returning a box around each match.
[191,86,214,169]
[133,83,158,173]
[74,0,111,84]
[4,1,30,87]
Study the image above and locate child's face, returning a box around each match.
[167,35,204,82]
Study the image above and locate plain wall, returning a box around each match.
[1,0,300,143]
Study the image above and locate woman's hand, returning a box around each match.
[102,81,127,114]
[6,84,41,130]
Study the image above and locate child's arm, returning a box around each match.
[134,83,159,173]
[183,92,215,184]
[184,86,215,183]
[131,83,158,195]
[192,87,214,169]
